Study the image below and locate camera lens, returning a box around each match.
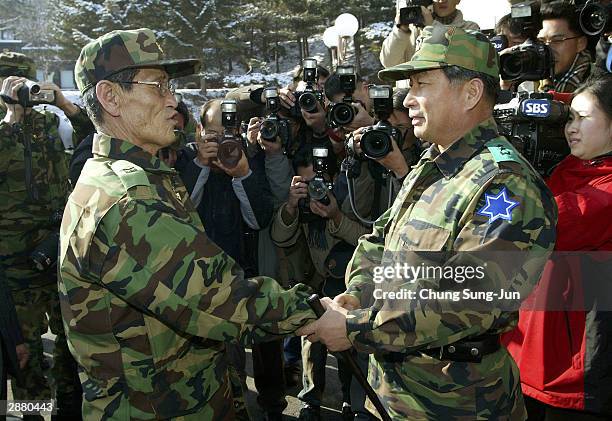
[580,3,610,36]
[361,129,392,159]
[331,103,355,126]
[218,138,243,168]
[298,92,318,112]
[260,119,279,140]
[308,178,328,201]
[500,50,532,81]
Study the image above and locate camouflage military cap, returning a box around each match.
[378,25,499,81]
[0,52,37,79]
[75,28,201,94]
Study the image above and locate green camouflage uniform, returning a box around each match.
[342,26,558,420]
[0,52,90,415]
[59,28,316,420]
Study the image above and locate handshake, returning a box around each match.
[297,293,360,352]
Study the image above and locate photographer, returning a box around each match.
[271,144,373,421]
[350,88,421,191]
[504,74,612,420]
[0,52,87,419]
[380,0,479,88]
[193,98,275,420]
[537,1,592,92]
[496,13,537,48]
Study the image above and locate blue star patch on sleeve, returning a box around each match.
[476,187,520,224]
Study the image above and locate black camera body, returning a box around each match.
[499,39,554,82]
[510,1,541,35]
[261,87,293,152]
[575,0,611,36]
[358,86,402,160]
[30,210,63,272]
[299,147,333,219]
[494,91,570,176]
[289,58,325,117]
[0,80,55,108]
[327,65,357,128]
[291,89,325,117]
[399,0,433,27]
[217,99,244,168]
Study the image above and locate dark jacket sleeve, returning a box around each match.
[66,105,95,147]
[69,134,94,186]
[0,273,24,380]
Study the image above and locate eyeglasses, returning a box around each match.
[537,35,582,46]
[118,79,177,97]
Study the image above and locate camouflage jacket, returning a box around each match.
[0,105,92,289]
[59,133,315,420]
[344,118,557,420]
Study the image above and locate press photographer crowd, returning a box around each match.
[0,0,611,420]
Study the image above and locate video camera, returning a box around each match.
[0,80,55,108]
[575,0,611,36]
[354,85,403,160]
[289,58,325,118]
[510,1,541,36]
[499,39,554,83]
[260,87,293,153]
[494,91,570,175]
[216,100,243,168]
[327,65,357,128]
[298,147,334,220]
[398,0,433,27]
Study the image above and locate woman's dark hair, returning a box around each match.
[574,73,612,120]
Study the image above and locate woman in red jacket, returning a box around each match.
[504,74,612,420]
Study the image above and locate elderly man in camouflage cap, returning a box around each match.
[60,28,316,420]
[299,26,558,419]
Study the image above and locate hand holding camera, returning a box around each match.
[196,134,220,167]
[397,0,434,29]
[309,190,341,224]
[301,100,327,134]
[1,76,56,123]
[287,175,309,216]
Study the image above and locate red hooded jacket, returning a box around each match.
[503,154,612,414]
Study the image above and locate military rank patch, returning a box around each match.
[476,187,519,224]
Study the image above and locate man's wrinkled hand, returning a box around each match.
[298,298,353,352]
[334,293,360,311]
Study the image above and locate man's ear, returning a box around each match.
[95,81,122,118]
[462,78,485,111]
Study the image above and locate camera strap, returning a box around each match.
[20,117,39,201]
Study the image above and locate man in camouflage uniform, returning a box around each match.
[299,26,558,420]
[60,28,316,420]
[0,52,92,420]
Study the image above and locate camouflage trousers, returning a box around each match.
[226,343,251,420]
[10,284,82,419]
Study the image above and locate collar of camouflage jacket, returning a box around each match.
[92,132,175,173]
[421,117,499,179]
